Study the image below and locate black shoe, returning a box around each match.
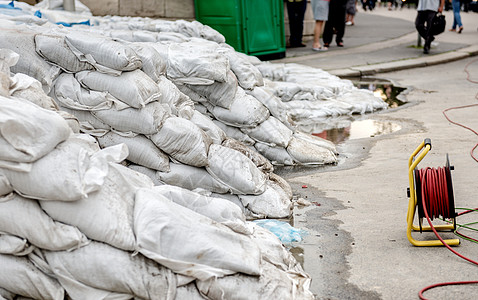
[423,45,429,54]
[287,43,306,48]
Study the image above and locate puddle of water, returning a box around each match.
[351,78,407,108]
[312,119,402,144]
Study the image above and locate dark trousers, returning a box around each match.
[323,0,347,45]
[286,0,307,46]
[415,10,436,42]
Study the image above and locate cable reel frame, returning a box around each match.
[406,138,460,246]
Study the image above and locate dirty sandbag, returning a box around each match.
[212,120,256,145]
[0,233,34,256]
[175,83,209,104]
[0,287,14,300]
[268,172,293,200]
[157,162,231,194]
[128,164,164,186]
[196,258,314,300]
[128,42,166,82]
[165,41,229,85]
[0,24,61,91]
[245,85,293,130]
[207,144,266,195]
[2,135,126,201]
[75,69,161,109]
[134,187,261,280]
[189,110,226,145]
[157,76,195,119]
[209,192,246,214]
[152,185,251,235]
[34,33,94,73]
[92,101,171,135]
[253,219,307,246]
[42,241,177,300]
[97,131,170,172]
[0,174,12,196]
[206,87,270,128]
[287,136,337,165]
[0,193,89,251]
[52,73,129,111]
[293,131,337,154]
[55,110,81,134]
[0,49,18,96]
[65,30,142,74]
[0,96,71,163]
[0,254,64,300]
[221,138,273,174]
[149,116,212,167]
[241,116,293,148]
[40,163,153,252]
[254,142,295,166]
[218,45,264,90]
[336,89,388,113]
[10,73,59,111]
[238,181,292,219]
[185,70,237,109]
[267,80,335,102]
[176,283,205,300]
[57,106,110,132]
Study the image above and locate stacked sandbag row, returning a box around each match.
[0,21,290,219]
[0,60,314,299]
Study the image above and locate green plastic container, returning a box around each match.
[194,0,285,60]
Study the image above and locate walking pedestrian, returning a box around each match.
[449,0,464,33]
[323,0,347,48]
[311,0,330,51]
[286,0,308,48]
[415,0,445,54]
[346,0,357,25]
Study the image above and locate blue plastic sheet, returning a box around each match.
[56,20,91,27]
[253,219,307,246]
[0,1,20,10]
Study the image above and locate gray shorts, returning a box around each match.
[311,0,330,21]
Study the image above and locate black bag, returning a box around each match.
[431,13,446,36]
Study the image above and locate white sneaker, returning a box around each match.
[345,21,353,26]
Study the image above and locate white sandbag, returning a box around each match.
[134,187,261,280]
[254,142,295,166]
[0,174,12,196]
[207,144,266,195]
[222,138,273,174]
[241,116,293,147]
[218,46,264,90]
[56,110,81,134]
[210,192,246,214]
[212,120,256,145]
[152,185,251,235]
[206,88,269,128]
[2,135,126,201]
[128,164,164,186]
[52,72,129,111]
[57,106,110,132]
[0,234,34,256]
[287,136,337,165]
[175,83,209,103]
[268,173,293,200]
[149,116,212,167]
[128,42,165,82]
[92,101,171,135]
[157,76,195,118]
[76,69,161,108]
[0,49,18,97]
[10,73,59,111]
[245,85,294,129]
[196,259,314,300]
[165,41,229,84]
[0,96,71,163]
[43,242,177,300]
[238,181,292,218]
[40,163,153,251]
[267,80,334,102]
[0,24,61,91]
[185,70,237,109]
[0,254,64,300]
[157,162,231,194]
[293,131,337,154]
[0,287,14,300]
[97,132,170,172]
[189,110,226,144]
[176,283,205,300]
[34,33,94,73]
[0,193,89,251]
[65,30,142,74]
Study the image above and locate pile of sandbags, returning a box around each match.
[0,61,314,299]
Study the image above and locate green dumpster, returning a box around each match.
[194,0,286,60]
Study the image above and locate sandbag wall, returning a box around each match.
[0,50,314,299]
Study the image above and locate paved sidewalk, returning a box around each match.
[277,7,478,77]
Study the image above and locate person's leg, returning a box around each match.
[452,0,463,30]
[287,1,301,46]
[422,10,436,53]
[313,20,326,49]
[415,10,428,39]
[322,19,333,47]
